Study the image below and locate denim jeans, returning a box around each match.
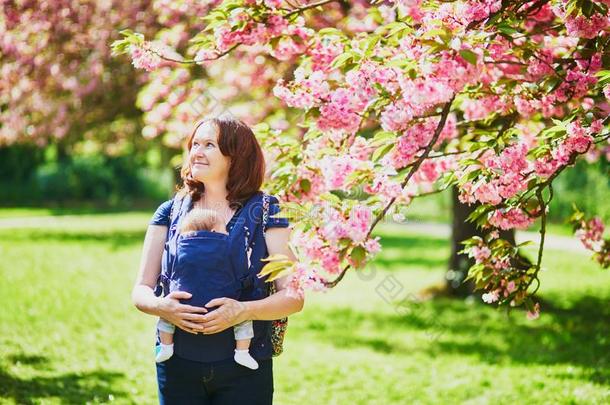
[156,354,273,405]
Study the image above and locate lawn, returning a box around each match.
[0,211,608,404]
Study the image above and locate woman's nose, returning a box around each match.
[192,148,205,158]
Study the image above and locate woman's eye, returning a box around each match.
[206,142,214,148]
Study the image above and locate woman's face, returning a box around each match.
[189,121,231,184]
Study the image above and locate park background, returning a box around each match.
[2,145,609,404]
[2,1,610,404]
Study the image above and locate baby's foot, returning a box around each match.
[155,343,174,363]
[234,349,259,370]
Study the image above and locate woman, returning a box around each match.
[132,115,304,404]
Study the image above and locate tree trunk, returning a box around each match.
[446,186,517,297]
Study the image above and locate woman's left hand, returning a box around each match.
[199,297,249,334]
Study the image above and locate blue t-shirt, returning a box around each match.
[151,192,290,361]
[149,195,289,231]
[149,199,173,227]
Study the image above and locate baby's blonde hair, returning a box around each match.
[179,208,224,234]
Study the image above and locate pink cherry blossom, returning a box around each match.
[526,302,541,320]
[317,88,364,134]
[346,204,372,244]
[469,245,491,263]
[310,37,345,72]
[489,207,535,230]
[482,290,500,303]
[575,217,605,251]
[364,237,382,255]
[130,44,161,72]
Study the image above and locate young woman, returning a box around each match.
[132,116,304,404]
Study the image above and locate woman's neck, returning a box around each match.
[200,182,229,210]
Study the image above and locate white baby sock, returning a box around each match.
[234,349,259,370]
[155,343,174,363]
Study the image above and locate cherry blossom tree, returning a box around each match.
[113,0,610,318]
[0,0,162,149]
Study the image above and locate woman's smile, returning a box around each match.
[192,161,209,168]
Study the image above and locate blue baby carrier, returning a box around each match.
[155,191,276,362]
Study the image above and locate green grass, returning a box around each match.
[0,213,609,404]
[0,206,156,219]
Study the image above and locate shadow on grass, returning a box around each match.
[6,354,49,368]
[370,233,449,270]
[6,230,145,249]
[299,295,610,385]
[0,353,127,404]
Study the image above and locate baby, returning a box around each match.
[155,208,259,370]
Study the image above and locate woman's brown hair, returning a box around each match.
[178,115,265,209]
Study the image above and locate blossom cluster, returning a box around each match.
[464,236,541,319]
[571,213,610,268]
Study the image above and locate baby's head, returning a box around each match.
[179,208,226,235]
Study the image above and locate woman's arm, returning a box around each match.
[132,224,208,333]
[200,226,304,333]
[132,225,166,315]
[243,226,304,321]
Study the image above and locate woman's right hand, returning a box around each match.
[157,291,208,334]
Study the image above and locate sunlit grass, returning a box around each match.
[0,214,608,404]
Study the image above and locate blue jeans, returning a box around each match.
[156,354,273,404]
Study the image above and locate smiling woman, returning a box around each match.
[132,115,304,404]
[182,118,266,213]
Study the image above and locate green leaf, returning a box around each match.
[581,0,595,17]
[384,22,410,38]
[252,122,270,134]
[258,259,294,278]
[460,169,482,184]
[260,254,291,262]
[363,34,381,57]
[422,28,446,39]
[320,192,342,206]
[459,50,478,65]
[459,158,484,167]
[371,143,394,162]
[595,70,610,86]
[318,27,344,36]
[543,76,562,94]
[496,23,519,36]
[110,30,145,56]
[565,0,580,16]
[461,236,484,248]
[300,178,311,193]
[516,240,536,248]
[370,131,396,147]
[350,245,367,268]
[386,58,416,69]
[330,52,353,70]
[438,171,458,188]
[466,205,491,224]
[265,266,296,282]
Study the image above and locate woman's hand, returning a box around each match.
[157,291,209,335]
[199,297,250,334]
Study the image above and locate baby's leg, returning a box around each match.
[235,339,250,350]
[156,318,175,363]
[233,320,258,369]
[234,319,254,348]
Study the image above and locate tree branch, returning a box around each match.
[323,96,456,288]
[285,0,340,17]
